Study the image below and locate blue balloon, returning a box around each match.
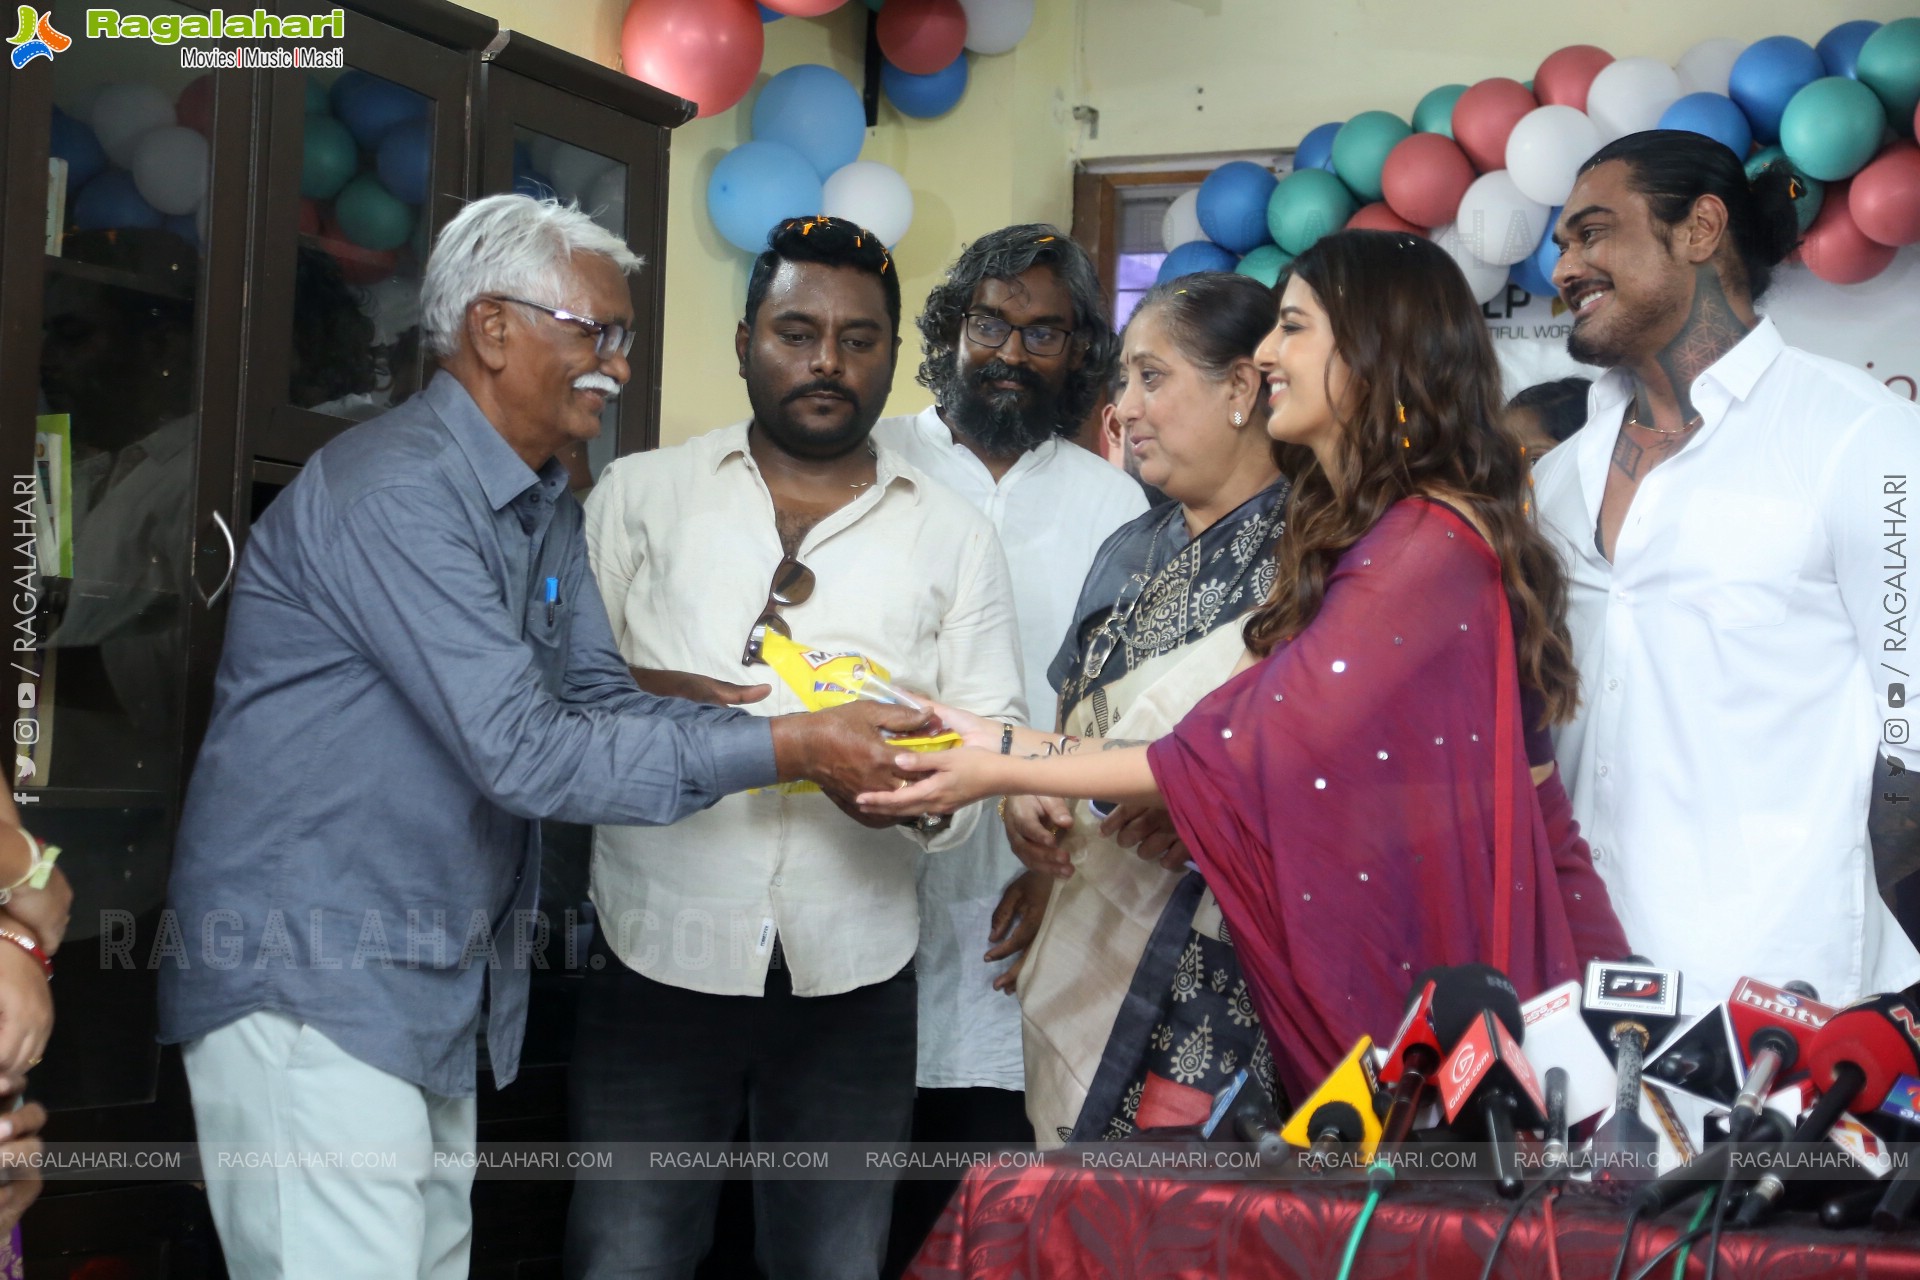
[329,69,430,149]
[1294,122,1342,174]
[1729,36,1824,144]
[49,106,107,193]
[759,3,782,18]
[1195,160,1278,254]
[72,170,164,231]
[707,141,824,254]
[1817,20,1881,79]
[375,118,431,205]
[163,212,201,251]
[1155,240,1238,285]
[1657,93,1753,160]
[751,65,866,180]
[1511,208,1563,300]
[882,53,968,119]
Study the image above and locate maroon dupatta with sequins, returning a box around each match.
[1147,498,1625,1104]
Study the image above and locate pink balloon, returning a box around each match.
[1381,133,1476,228]
[621,0,764,119]
[177,73,216,138]
[1533,45,1614,112]
[1851,143,1920,247]
[876,0,968,76]
[1347,203,1423,235]
[1799,182,1896,284]
[762,0,847,12]
[1452,78,1538,173]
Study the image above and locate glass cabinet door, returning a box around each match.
[4,0,250,1112]
[240,5,482,491]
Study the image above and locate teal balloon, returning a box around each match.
[865,0,884,8]
[1235,244,1293,288]
[1413,85,1466,137]
[1780,77,1885,180]
[1858,18,1920,132]
[334,173,415,251]
[304,78,328,115]
[1331,111,1410,202]
[1745,146,1825,232]
[1267,169,1358,256]
[300,115,357,200]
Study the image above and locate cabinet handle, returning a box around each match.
[199,510,237,607]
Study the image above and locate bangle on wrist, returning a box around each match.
[0,828,61,904]
[0,927,51,980]
[999,722,1014,755]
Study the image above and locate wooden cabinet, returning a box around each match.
[0,2,689,1271]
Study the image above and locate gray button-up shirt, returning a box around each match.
[158,372,777,1095]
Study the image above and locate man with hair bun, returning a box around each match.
[1533,129,1920,1015]
[159,195,927,1278]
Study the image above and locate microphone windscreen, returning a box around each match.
[1809,994,1920,1111]
[1430,963,1524,1047]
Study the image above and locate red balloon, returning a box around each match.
[1381,133,1476,228]
[1799,182,1896,284]
[177,73,216,137]
[1347,203,1423,235]
[762,0,846,11]
[318,216,398,285]
[1452,78,1537,173]
[1851,143,1920,247]
[621,0,764,118]
[876,0,967,76]
[298,198,322,237]
[1533,45,1613,112]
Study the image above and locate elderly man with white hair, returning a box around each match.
[157,195,927,1280]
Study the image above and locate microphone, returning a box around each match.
[1628,1108,1793,1218]
[1582,958,1684,1183]
[1871,1073,1920,1230]
[1377,975,1445,1147]
[1521,979,1621,1133]
[1435,972,1543,1199]
[1543,1067,1570,1170]
[1736,992,1920,1227]
[1647,977,1826,1108]
[1202,1067,1286,1163]
[1281,1036,1384,1167]
[1727,978,1833,1139]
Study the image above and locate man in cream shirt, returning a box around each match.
[1535,131,1920,1014]
[568,217,1024,1280]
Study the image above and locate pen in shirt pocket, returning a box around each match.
[544,576,558,626]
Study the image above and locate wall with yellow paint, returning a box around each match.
[465,0,1080,446]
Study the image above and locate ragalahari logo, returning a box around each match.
[8,6,71,67]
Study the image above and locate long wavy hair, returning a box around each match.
[1241,230,1580,725]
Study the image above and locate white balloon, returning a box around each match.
[959,0,1033,55]
[1161,188,1203,253]
[130,126,210,215]
[548,143,619,204]
[1676,36,1744,96]
[1453,171,1549,267]
[1432,223,1510,305]
[584,166,627,236]
[91,82,175,168]
[1505,106,1600,206]
[1585,56,1682,143]
[822,160,914,248]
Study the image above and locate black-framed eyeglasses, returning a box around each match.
[742,554,816,665]
[962,312,1076,358]
[491,295,637,358]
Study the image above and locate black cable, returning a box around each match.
[1700,1164,1738,1280]
[1476,1178,1551,1280]
[1624,1224,1716,1280]
[1606,1203,1644,1280]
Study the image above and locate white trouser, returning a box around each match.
[183,1010,476,1280]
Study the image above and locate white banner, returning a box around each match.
[1489,250,1920,408]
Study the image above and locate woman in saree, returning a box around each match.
[1006,271,1302,1146]
[863,230,1629,1107]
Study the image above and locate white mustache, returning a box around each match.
[573,373,621,399]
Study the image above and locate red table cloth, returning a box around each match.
[908,1165,1920,1279]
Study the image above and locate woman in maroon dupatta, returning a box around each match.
[861,230,1627,1106]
